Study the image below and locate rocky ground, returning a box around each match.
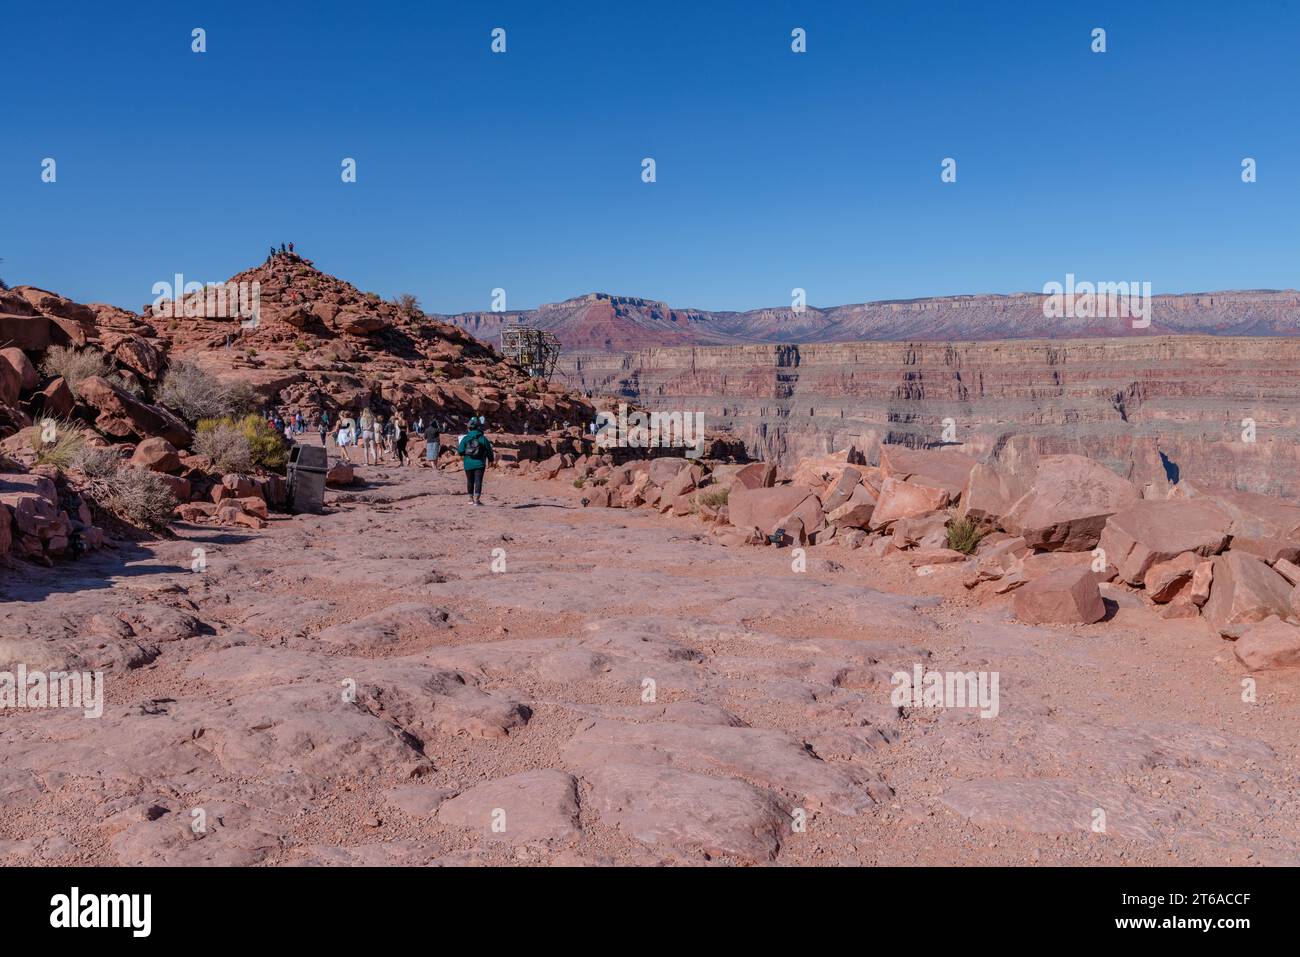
[3,448,1298,867]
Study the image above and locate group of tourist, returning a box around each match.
[330,409,412,467]
[268,403,496,504]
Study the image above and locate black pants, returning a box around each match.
[465,467,484,497]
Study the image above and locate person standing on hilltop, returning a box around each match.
[457,417,494,505]
[423,418,440,467]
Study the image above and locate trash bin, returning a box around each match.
[286,444,329,514]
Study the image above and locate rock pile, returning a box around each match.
[151,254,595,431]
[526,440,1300,671]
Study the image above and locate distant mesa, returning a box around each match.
[440,289,1300,352]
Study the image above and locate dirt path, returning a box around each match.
[2,462,1298,866]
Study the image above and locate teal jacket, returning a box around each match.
[457,429,494,470]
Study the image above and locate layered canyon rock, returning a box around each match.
[558,337,1300,500]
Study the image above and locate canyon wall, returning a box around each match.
[560,336,1300,499]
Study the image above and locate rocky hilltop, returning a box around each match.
[150,253,594,431]
[0,253,596,563]
[444,289,1300,350]
[562,336,1300,500]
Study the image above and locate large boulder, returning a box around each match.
[0,353,19,407]
[1142,552,1199,603]
[1012,566,1106,625]
[730,462,775,492]
[728,484,820,537]
[1098,499,1232,585]
[76,376,192,447]
[0,347,39,391]
[110,334,164,381]
[1199,489,1300,563]
[960,460,1032,524]
[869,477,949,530]
[1233,617,1300,671]
[827,484,877,529]
[878,445,977,498]
[1205,489,1300,540]
[0,313,53,351]
[1201,551,1295,631]
[647,457,692,486]
[39,378,75,417]
[1002,454,1139,551]
[790,448,864,489]
[129,437,181,473]
[820,466,863,512]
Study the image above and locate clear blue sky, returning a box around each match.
[3,0,1297,313]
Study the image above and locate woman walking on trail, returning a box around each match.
[457,416,494,505]
[393,415,410,467]
[359,410,378,466]
[336,413,355,463]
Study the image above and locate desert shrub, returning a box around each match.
[41,345,142,397]
[573,478,585,488]
[66,443,175,532]
[71,444,123,480]
[195,414,287,472]
[946,515,987,555]
[697,486,729,509]
[41,346,113,395]
[240,414,289,469]
[98,467,177,532]
[194,418,254,473]
[29,418,86,468]
[158,360,256,423]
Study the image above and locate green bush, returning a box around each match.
[194,418,254,473]
[241,414,288,469]
[196,414,288,472]
[946,515,988,555]
[697,486,729,509]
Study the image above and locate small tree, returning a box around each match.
[392,293,422,317]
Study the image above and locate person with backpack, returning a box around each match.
[457,417,494,505]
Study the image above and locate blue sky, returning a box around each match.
[3,0,1297,312]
